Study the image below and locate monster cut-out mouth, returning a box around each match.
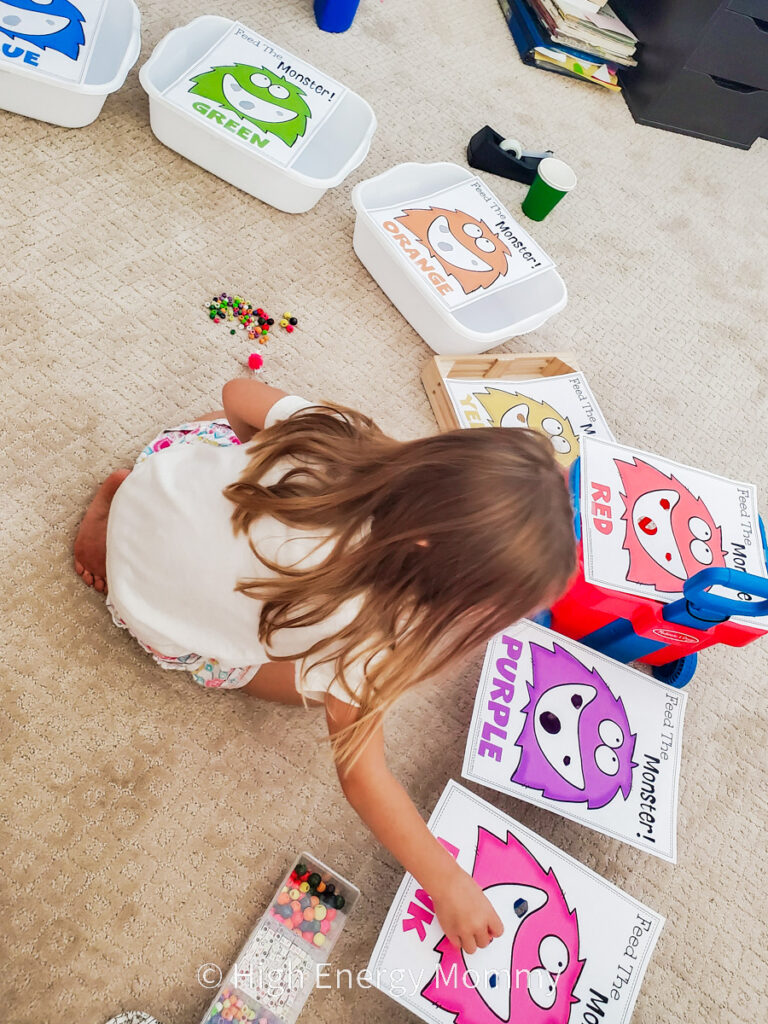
[631,489,686,579]
[426,216,493,273]
[222,74,298,123]
[462,883,547,1021]
[0,2,69,35]
[533,683,597,789]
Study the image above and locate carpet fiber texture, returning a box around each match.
[2,1,767,1022]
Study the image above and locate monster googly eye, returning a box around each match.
[462,222,483,238]
[250,72,271,88]
[541,417,564,435]
[539,935,570,974]
[598,719,625,748]
[528,967,558,1009]
[690,539,713,565]
[550,436,572,455]
[269,83,290,99]
[594,745,620,775]
[475,236,497,253]
[689,516,712,541]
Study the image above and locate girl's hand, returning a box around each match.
[324,698,503,955]
[432,867,504,953]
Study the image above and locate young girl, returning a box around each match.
[74,377,576,954]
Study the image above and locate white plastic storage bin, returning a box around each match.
[139,17,376,214]
[352,162,567,355]
[0,0,141,128]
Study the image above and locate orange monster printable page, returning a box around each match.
[370,176,555,310]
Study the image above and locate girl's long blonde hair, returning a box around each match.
[224,404,576,767]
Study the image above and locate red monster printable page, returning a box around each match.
[580,435,768,626]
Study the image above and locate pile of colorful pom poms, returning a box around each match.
[269,861,345,949]
[204,988,272,1024]
[206,293,299,374]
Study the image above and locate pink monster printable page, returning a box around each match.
[368,781,664,1024]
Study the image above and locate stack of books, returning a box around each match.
[499,0,638,92]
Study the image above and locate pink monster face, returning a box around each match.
[513,642,636,810]
[422,828,584,1024]
[617,458,727,593]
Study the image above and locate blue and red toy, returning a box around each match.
[547,458,768,688]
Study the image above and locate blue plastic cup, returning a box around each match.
[314,0,361,32]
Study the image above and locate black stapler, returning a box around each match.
[467,125,554,185]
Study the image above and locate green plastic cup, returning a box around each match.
[522,157,577,221]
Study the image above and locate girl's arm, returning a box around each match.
[325,695,503,953]
[221,378,289,443]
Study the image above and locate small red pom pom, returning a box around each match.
[285,325,294,333]
[248,352,264,370]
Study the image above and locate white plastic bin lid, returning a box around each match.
[0,0,139,91]
[142,18,375,188]
[353,162,567,341]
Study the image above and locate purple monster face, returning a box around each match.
[512,642,636,809]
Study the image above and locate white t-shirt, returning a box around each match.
[105,396,367,705]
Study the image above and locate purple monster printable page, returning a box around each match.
[463,621,686,862]
[579,434,768,627]
[368,781,664,1024]
[0,0,108,84]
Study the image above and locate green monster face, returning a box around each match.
[189,64,312,147]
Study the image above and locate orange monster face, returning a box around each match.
[395,206,511,294]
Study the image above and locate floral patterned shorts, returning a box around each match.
[106,419,260,690]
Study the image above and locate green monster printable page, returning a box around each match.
[162,21,347,168]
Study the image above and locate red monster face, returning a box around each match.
[617,458,727,593]
[395,206,511,293]
[422,828,584,1024]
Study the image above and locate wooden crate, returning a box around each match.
[422,353,578,431]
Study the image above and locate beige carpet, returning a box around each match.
[2,0,768,1022]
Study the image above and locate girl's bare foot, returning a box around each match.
[74,470,130,593]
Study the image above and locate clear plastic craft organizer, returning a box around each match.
[140,17,376,213]
[200,852,360,1024]
[352,162,568,355]
[0,0,141,127]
